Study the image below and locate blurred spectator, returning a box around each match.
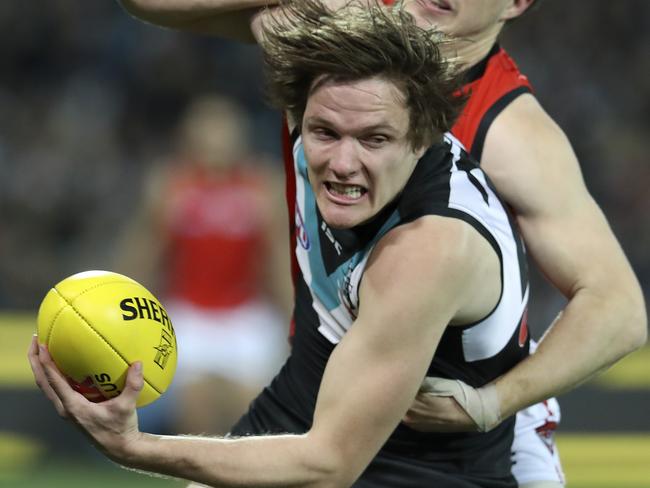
[0,2,281,308]
[114,95,291,434]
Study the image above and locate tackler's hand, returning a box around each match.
[403,377,502,433]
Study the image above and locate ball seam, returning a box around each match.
[45,288,70,346]
[48,279,130,347]
[51,281,163,395]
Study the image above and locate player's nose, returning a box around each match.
[328,138,361,178]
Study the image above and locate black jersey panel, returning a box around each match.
[356,419,517,488]
[428,308,530,386]
[470,86,532,162]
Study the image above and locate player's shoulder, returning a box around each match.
[375,215,491,277]
[482,92,582,214]
[367,214,500,320]
[488,92,572,163]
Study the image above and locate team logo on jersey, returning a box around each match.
[338,262,358,319]
[295,207,310,250]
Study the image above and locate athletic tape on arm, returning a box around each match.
[420,377,502,433]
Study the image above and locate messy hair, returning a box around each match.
[260,0,466,149]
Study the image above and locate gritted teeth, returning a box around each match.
[327,182,367,199]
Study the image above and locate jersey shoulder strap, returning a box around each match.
[451,46,533,160]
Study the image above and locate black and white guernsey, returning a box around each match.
[231,132,530,488]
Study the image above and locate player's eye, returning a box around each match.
[312,127,338,141]
[362,134,389,148]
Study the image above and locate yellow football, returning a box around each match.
[36,270,177,407]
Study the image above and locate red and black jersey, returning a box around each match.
[452,44,533,160]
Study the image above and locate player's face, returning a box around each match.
[404,0,526,38]
[302,77,426,229]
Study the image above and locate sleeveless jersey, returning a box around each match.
[162,165,269,309]
[452,44,532,160]
[232,134,530,487]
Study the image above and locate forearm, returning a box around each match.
[496,285,647,418]
[117,0,275,35]
[496,164,647,418]
[123,432,340,488]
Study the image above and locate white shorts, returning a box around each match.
[167,299,290,388]
[512,398,565,486]
[511,341,566,486]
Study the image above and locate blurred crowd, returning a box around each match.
[1,0,649,333]
[0,2,282,309]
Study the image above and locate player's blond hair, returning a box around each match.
[260,0,465,149]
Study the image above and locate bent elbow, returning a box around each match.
[617,289,648,354]
[311,456,359,488]
[301,439,363,488]
[628,303,648,351]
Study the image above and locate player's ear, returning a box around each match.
[502,0,535,21]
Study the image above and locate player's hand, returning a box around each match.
[27,335,144,461]
[403,390,476,432]
[403,377,502,433]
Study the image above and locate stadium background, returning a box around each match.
[1,1,648,487]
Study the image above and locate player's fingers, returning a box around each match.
[117,362,144,408]
[27,336,68,418]
[37,343,82,415]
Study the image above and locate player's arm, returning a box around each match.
[300,216,499,481]
[29,216,496,486]
[116,0,278,40]
[484,94,647,418]
[116,0,371,42]
[406,94,647,432]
